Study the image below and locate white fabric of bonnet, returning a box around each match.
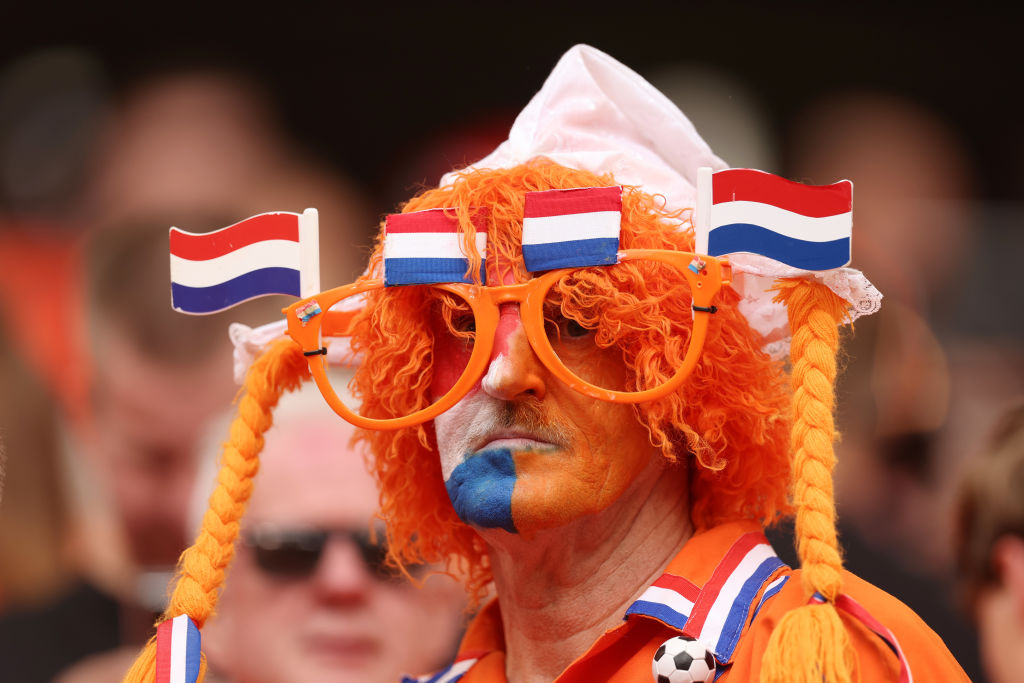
[443,44,881,358]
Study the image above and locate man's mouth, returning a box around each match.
[473,432,561,453]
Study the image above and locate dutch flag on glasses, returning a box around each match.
[169,209,320,314]
[383,208,488,286]
[522,186,622,272]
[695,168,852,271]
[155,614,201,683]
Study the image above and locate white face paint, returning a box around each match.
[433,391,485,480]
[480,353,510,396]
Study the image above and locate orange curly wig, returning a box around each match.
[345,160,793,601]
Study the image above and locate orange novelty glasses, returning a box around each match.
[284,250,729,430]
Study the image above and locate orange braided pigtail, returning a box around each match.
[760,279,853,683]
[123,338,309,683]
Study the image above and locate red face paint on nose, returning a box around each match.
[432,253,526,400]
[490,253,524,361]
[493,303,522,359]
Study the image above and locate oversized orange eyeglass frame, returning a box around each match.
[284,249,730,430]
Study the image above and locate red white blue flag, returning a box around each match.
[696,168,852,271]
[155,614,201,683]
[383,208,488,286]
[522,186,621,272]
[169,209,320,314]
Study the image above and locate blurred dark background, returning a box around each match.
[4,3,1020,206]
[0,4,1020,682]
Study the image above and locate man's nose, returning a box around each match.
[481,303,546,401]
[311,536,374,603]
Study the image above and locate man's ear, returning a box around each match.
[992,535,1024,620]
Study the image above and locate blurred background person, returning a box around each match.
[0,52,375,425]
[0,47,109,422]
[0,220,290,682]
[776,89,1013,681]
[197,378,468,683]
[78,65,373,288]
[956,401,1024,683]
[0,316,70,611]
[0,57,375,682]
[784,90,977,567]
[0,50,100,678]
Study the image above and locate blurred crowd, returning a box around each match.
[0,45,1021,683]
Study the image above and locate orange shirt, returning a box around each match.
[405,521,969,682]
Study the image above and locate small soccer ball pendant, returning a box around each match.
[651,635,716,683]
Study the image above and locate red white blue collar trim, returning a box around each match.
[402,653,478,683]
[625,531,787,665]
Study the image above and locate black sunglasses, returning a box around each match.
[241,526,406,581]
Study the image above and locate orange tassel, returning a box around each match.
[761,601,854,683]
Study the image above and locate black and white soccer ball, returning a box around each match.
[651,636,716,683]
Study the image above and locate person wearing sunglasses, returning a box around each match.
[125,46,968,683]
[198,381,467,683]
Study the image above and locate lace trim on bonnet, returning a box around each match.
[728,253,882,360]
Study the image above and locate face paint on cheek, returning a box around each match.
[430,314,476,398]
[436,391,563,534]
[431,345,466,398]
[444,448,518,533]
[507,404,657,535]
[508,448,599,534]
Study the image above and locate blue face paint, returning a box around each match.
[444,448,517,533]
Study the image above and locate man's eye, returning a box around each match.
[544,303,594,342]
[562,318,590,338]
[551,312,593,340]
[453,314,476,334]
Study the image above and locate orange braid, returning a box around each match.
[122,338,309,683]
[760,278,853,683]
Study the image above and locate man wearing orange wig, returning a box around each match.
[125,46,969,683]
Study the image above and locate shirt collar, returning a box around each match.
[624,520,789,666]
[450,520,790,674]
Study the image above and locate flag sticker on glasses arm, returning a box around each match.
[155,614,201,683]
[522,186,622,272]
[169,209,320,314]
[383,208,488,286]
[695,168,852,271]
